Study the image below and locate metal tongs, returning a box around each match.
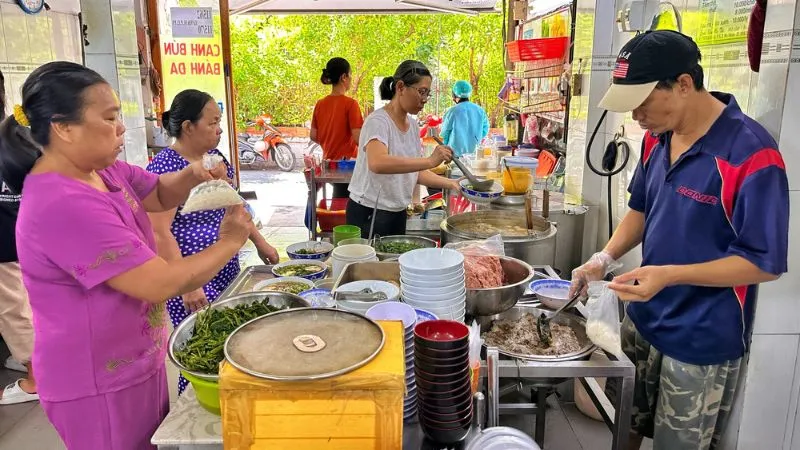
[333,288,388,302]
[535,290,582,347]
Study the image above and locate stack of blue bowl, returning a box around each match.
[366,302,420,421]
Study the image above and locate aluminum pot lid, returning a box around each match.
[224,308,385,380]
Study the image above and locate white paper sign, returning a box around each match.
[170,7,213,38]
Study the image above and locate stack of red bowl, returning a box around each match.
[413,320,473,444]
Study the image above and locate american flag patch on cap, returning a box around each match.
[612,60,629,79]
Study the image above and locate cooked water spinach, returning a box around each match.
[376,241,424,254]
[175,299,285,374]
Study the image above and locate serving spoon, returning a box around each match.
[432,136,495,192]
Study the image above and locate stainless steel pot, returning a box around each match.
[440,210,557,267]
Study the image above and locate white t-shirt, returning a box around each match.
[348,108,422,212]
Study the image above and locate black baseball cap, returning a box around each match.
[599,30,701,112]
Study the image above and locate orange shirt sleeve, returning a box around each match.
[349,99,364,129]
[311,102,319,129]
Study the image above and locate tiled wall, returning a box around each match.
[81,0,150,168]
[0,0,82,108]
[0,0,148,168]
[569,0,800,448]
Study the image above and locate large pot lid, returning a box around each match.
[224,308,385,380]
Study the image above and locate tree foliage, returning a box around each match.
[230,13,506,127]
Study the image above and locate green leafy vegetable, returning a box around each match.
[376,241,424,254]
[295,248,322,255]
[175,299,285,374]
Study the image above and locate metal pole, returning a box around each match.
[219,0,241,187]
[486,347,500,428]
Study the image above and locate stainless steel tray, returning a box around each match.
[333,261,400,290]
[220,265,276,298]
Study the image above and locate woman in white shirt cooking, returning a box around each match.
[347,60,459,238]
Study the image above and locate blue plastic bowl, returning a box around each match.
[271,261,328,281]
[286,241,334,260]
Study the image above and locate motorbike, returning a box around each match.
[237,114,296,172]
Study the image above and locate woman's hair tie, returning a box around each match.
[13,105,29,127]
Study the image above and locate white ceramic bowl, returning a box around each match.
[400,278,465,295]
[331,244,378,279]
[335,280,400,301]
[402,285,466,302]
[252,276,315,294]
[399,263,464,278]
[458,179,505,204]
[403,301,465,316]
[366,300,417,329]
[459,178,504,205]
[398,248,464,276]
[422,308,466,320]
[400,269,465,285]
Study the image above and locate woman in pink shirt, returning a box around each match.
[0,62,252,449]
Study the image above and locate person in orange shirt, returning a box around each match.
[311,57,364,198]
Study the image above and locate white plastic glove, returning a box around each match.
[569,251,622,297]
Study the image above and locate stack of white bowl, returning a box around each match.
[399,248,466,322]
[330,244,378,280]
[365,302,419,421]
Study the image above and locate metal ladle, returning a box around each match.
[432,136,495,192]
[535,290,582,346]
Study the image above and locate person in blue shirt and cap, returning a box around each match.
[440,80,490,158]
[570,30,789,450]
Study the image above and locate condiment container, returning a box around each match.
[501,156,539,195]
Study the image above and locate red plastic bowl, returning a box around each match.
[414,339,469,359]
[415,364,470,384]
[415,350,470,370]
[418,387,473,412]
[415,371,471,393]
[414,320,469,350]
[420,401,473,424]
[417,376,471,400]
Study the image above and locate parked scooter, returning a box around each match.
[237,114,296,172]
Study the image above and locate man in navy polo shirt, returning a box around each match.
[571,31,789,449]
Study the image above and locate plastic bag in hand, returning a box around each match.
[203,153,224,170]
[181,180,242,215]
[584,281,623,358]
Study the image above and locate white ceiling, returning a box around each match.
[230,0,498,15]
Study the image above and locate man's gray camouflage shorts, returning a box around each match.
[605,315,740,450]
